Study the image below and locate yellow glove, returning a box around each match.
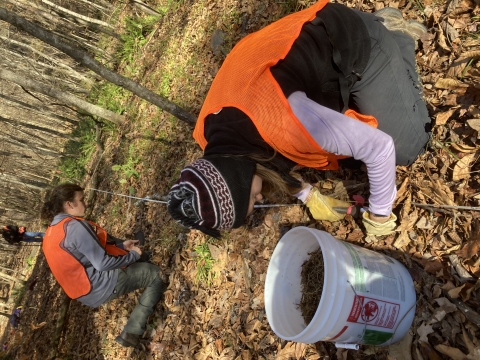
[362,212,397,236]
[304,187,351,222]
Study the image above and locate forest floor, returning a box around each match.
[1,0,480,359]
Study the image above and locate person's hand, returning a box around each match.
[130,245,143,257]
[304,187,351,222]
[362,212,397,236]
[18,227,25,234]
[123,240,139,250]
[123,240,143,256]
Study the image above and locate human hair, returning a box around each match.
[253,161,303,203]
[40,183,84,222]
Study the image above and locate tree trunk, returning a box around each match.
[0,173,52,190]
[0,271,25,284]
[49,293,71,360]
[0,35,94,85]
[131,0,161,16]
[73,0,110,13]
[0,7,197,125]
[41,0,114,29]
[0,68,125,124]
[0,92,80,126]
[0,266,24,277]
[52,30,111,60]
[0,116,73,139]
[0,151,32,159]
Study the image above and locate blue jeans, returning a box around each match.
[22,232,44,243]
[106,262,164,335]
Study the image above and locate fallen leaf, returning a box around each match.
[458,49,480,59]
[434,344,466,360]
[207,244,222,261]
[467,118,480,133]
[452,153,476,181]
[419,341,443,360]
[449,255,475,282]
[435,108,457,125]
[394,231,411,249]
[149,341,167,354]
[417,322,435,343]
[336,348,348,360]
[448,284,466,298]
[417,258,444,274]
[277,342,296,358]
[451,142,477,153]
[29,322,47,330]
[394,177,410,207]
[466,347,480,359]
[295,342,307,359]
[416,217,436,229]
[461,327,476,354]
[388,330,413,360]
[457,220,480,260]
[435,78,468,90]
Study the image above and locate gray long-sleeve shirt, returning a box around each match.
[51,214,140,307]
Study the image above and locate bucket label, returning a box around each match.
[347,296,400,329]
[342,242,404,301]
[362,329,393,345]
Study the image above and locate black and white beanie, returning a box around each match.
[167,156,256,238]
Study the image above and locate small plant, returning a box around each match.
[56,118,97,183]
[91,82,129,115]
[120,15,159,63]
[11,284,26,303]
[194,243,216,285]
[26,256,35,267]
[112,144,140,184]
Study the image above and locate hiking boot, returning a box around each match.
[406,20,428,41]
[115,329,141,348]
[374,7,405,33]
[374,7,427,43]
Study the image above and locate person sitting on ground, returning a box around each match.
[40,183,164,349]
[167,2,431,238]
[1,225,44,244]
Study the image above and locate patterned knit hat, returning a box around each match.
[167,156,256,238]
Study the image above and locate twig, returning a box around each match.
[446,294,480,328]
[412,202,480,212]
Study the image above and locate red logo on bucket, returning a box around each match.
[347,296,400,329]
[362,301,379,322]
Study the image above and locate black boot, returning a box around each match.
[115,329,141,348]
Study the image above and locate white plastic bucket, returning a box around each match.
[265,227,416,347]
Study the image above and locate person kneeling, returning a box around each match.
[41,183,164,348]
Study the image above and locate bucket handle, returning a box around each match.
[347,280,368,342]
[335,343,360,350]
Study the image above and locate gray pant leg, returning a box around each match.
[107,262,164,335]
[350,11,431,165]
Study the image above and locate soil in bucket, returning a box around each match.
[299,248,324,325]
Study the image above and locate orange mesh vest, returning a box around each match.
[194,0,378,170]
[43,217,128,299]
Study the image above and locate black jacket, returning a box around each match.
[1,226,23,244]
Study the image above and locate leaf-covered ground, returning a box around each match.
[1,0,480,359]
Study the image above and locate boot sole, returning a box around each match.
[115,335,140,348]
[373,7,403,20]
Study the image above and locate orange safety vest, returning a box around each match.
[194,0,378,170]
[42,217,128,299]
